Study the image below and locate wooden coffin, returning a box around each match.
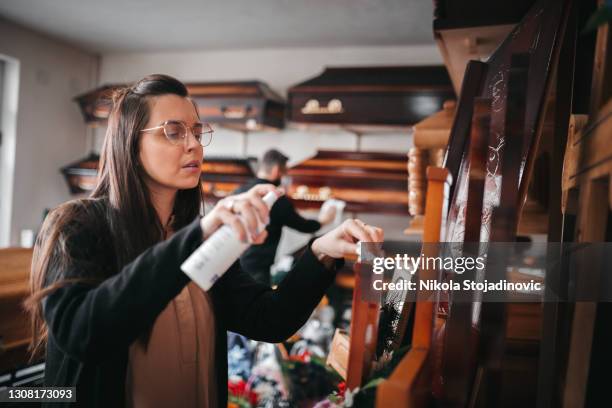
[74,85,121,125]
[405,101,456,229]
[200,156,257,203]
[188,81,285,131]
[376,0,574,405]
[433,0,537,93]
[287,66,455,129]
[287,150,408,215]
[59,154,257,199]
[60,153,99,195]
[74,81,285,131]
[407,96,550,235]
[0,248,38,373]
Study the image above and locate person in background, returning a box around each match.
[234,149,336,285]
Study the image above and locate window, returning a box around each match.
[0,59,4,149]
[0,57,19,247]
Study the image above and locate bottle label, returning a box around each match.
[181,190,280,291]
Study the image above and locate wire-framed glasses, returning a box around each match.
[140,120,214,147]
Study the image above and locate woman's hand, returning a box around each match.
[311,219,384,262]
[200,184,282,243]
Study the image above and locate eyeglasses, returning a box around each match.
[140,120,214,147]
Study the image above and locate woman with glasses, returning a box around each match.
[25,74,383,408]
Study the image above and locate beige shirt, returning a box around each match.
[125,282,218,408]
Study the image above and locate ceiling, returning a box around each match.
[0,0,435,53]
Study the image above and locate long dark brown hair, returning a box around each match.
[25,74,204,359]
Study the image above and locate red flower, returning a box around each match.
[229,379,259,406]
[337,381,347,398]
[248,390,258,406]
[288,350,312,363]
[228,379,247,396]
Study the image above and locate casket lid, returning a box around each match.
[287,66,455,129]
[74,81,286,131]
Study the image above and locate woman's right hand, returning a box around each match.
[311,219,384,261]
[200,184,282,243]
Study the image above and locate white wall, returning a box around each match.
[99,45,442,243]
[0,18,98,246]
[101,45,442,93]
[0,35,442,246]
[100,45,443,163]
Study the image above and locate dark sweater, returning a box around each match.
[235,178,321,284]
[40,197,338,407]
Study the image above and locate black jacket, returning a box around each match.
[41,197,338,407]
[235,178,321,284]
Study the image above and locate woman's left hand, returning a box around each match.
[311,219,384,262]
[200,184,281,242]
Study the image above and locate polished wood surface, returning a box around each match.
[60,153,99,195]
[287,150,409,215]
[59,154,258,201]
[327,329,350,380]
[407,148,428,217]
[0,248,34,372]
[406,101,456,233]
[376,167,452,408]
[346,261,380,390]
[200,156,257,202]
[561,98,612,408]
[475,54,529,407]
[73,85,121,125]
[74,81,285,131]
[412,100,456,150]
[535,7,579,405]
[444,0,571,243]
[375,1,572,405]
[441,98,491,406]
[188,81,285,131]
[288,66,455,127]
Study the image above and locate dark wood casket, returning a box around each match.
[200,156,257,204]
[287,150,409,215]
[287,66,455,129]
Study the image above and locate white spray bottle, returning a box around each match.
[181,191,279,291]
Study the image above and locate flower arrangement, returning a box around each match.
[228,379,258,408]
[314,345,411,407]
[281,350,343,406]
